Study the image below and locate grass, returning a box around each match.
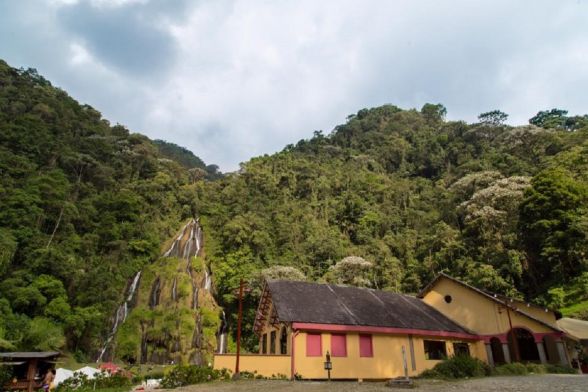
[560,299,588,318]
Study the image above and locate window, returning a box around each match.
[280,327,288,354]
[262,333,267,354]
[359,334,373,357]
[424,340,446,360]
[331,334,347,357]
[306,333,322,357]
[270,330,276,354]
[444,295,452,303]
[453,342,470,357]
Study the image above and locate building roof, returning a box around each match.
[418,273,561,333]
[262,280,474,335]
[0,352,60,360]
[557,317,588,341]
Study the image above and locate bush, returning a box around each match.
[160,365,230,388]
[0,366,13,388]
[56,371,131,392]
[419,355,491,379]
[545,364,577,374]
[524,363,546,374]
[494,362,576,376]
[492,363,528,376]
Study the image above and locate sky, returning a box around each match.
[1,0,587,171]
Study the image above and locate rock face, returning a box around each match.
[99,219,221,364]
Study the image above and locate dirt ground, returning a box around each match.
[167,374,588,392]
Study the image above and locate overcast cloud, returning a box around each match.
[1,0,587,171]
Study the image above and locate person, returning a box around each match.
[42,369,55,392]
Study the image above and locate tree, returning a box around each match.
[478,110,508,125]
[529,109,568,129]
[324,256,374,287]
[421,103,447,123]
[519,169,588,294]
[261,266,306,281]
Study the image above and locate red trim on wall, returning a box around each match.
[480,329,564,344]
[292,322,480,340]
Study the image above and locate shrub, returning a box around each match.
[159,365,230,388]
[56,371,131,392]
[492,363,528,376]
[545,364,577,374]
[419,355,491,379]
[0,366,13,388]
[524,363,546,374]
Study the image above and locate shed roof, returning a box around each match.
[264,280,473,335]
[0,352,60,360]
[557,317,588,341]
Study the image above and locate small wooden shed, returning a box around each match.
[0,352,60,392]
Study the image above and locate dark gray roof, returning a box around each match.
[0,352,60,359]
[266,280,473,334]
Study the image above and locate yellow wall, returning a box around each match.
[292,331,486,380]
[509,299,557,327]
[422,278,552,335]
[213,354,290,378]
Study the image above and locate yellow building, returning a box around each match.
[214,274,571,380]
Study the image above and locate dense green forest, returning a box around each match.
[198,105,588,348]
[1,59,587,358]
[0,60,206,357]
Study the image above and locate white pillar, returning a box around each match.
[536,342,547,364]
[485,344,495,367]
[556,340,570,366]
[501,343,512,363]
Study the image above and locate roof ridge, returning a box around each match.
[326,284,361,325]
[366,290,411,329]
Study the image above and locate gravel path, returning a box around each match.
[169,374,588,392]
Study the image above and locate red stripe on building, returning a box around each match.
[292,322,480,340]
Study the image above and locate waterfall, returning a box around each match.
[204,268,212,291]
[149,277,161,309]
[172,277,178,302]
[98,218,215,364]
[127,271,141,301]
[97,271,141,362]
[217,311,228,354]
[163,219,192,258]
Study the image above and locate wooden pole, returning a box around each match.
[235,278,244,377]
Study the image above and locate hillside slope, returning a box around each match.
[197,105,588,349]
[0,60,214,358]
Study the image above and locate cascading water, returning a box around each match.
[172,277,178,302]
[217,311,228,354]
[149,277,161,309]
[97,271,141,362]
[99,218,218,364]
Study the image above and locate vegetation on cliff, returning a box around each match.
[197,105,588,349]
[0,60,207,358]
[1,59,587,358]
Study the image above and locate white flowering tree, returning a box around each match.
[261,265,306,282]
[324,256,374,287]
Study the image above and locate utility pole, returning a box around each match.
[234,278,244,378]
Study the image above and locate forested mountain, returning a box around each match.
[1,59,587,359]
[153,140,223,180]
[0,60,211,358]
[198,105,588,348]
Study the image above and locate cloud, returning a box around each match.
[1,0,588,171]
